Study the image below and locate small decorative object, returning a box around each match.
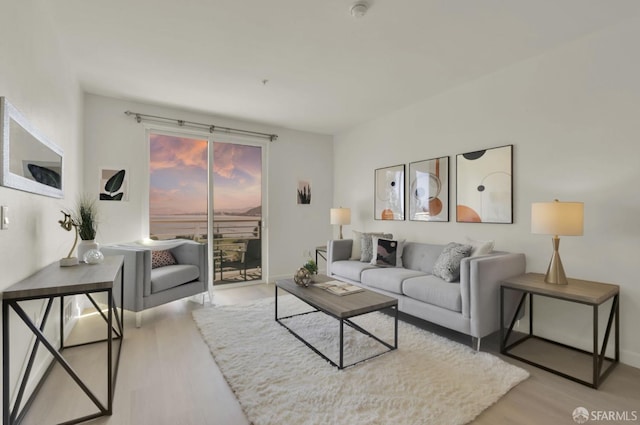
[58,211,79,266]
[456,145,512,223]
[72,195,99,261]
[375,164,405,220]
[303,259,318,275]
[293,267,312,286]
[83,248,104,265]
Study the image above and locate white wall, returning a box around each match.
[0,0,83,410]
[334,16,640,367]
[83,94,333,281]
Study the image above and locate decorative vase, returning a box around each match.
[84,248,104,265]
[78,239,99,263]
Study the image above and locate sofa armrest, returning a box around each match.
[171,241,208,286]
[101,245,150,312]
[326,239,353,276]
[460,253,526,339]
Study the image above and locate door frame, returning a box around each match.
[144,125,269,295]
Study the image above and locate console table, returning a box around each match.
[500,272,619,389]
[2,256,124,425]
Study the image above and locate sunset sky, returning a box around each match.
[149,134,261,215]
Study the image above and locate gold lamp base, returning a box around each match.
[544,236,568,285]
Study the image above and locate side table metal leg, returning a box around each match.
[593,304,598,388]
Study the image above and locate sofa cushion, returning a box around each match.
[432,242,472,282]
[402,275,462,313]
[361,268,426,294]
[150,264,200,294]
[331,260,377,282]
[401,242,445,274]
[371,237,405,267]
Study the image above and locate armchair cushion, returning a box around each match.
[150,264,200,294]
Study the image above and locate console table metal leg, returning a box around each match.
[3,301,9,425]
[107,289,113,414]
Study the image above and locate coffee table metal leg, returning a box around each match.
[274,284,278,321]
[339,319,344,369]
[394,306,398,349]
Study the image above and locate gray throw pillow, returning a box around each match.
[432,242,473,282]
[360,232,393,262]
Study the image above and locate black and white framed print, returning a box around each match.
[375,164,405,221]
[456,145,512,223]
[409,156,449,222]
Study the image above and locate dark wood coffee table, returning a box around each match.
[275,275,398,369]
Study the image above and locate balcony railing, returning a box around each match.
[149,215,262,284]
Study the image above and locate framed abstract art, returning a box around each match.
[374,164,405,221]
[456,145,513,223]
[409,156,449,222]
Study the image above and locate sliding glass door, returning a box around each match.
[211,142,262,285]
[148,131,264,285]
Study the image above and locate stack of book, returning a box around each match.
[313,280,364,296]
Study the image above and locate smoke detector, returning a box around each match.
[350,2,368,18]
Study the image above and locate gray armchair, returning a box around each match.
[102,240,208,327]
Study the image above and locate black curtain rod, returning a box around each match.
[124,110,278,142]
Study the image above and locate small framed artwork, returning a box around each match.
[297,180,311,205]
[456,145,513,223]
[99,168,128,201]
[409,156,449,222]
[374,164,405,220]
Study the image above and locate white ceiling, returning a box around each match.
[46,0,640,135]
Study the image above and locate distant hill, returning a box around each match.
[242,206,261,216]
[213,206,261,216]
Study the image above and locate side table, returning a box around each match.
[315,246,327,266]
[500,273,619,389]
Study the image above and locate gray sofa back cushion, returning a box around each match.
[401,242,445,274]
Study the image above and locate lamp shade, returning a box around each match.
[330,208,351,225]
[531,201,584,236]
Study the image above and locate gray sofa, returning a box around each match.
[102,240,208,326]
[327,239,525,349]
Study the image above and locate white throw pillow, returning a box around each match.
[370,237,405,268]
[351,230,363,260]
[466,237,495,257]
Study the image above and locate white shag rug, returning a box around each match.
[192,295,528,425]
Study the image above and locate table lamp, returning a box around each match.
[531,199,584,285]
[330,207,351,239]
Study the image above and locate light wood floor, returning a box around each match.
[19,283,640,425]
